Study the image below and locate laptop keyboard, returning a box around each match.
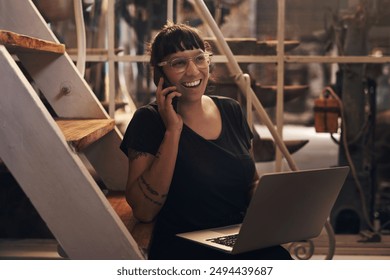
[206,234,238,247]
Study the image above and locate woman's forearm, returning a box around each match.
[126,129,181,222]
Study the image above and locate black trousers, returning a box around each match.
[148,235,293,260]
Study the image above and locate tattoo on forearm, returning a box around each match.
[128,149,148,161]
[140,175,159,196]
[137,179,163,206]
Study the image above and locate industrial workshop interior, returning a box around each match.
[1,0,390,260]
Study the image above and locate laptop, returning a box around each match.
[176,166,349,254]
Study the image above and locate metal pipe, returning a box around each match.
[167,0,174,22]
[107,0,115,118]
[74,0,86,77]
[275,0,286,171]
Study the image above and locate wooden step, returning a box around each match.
[55,118,115,152]
[0,29,65,54]
[106,191,153,254]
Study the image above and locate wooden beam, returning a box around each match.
[0,29,65,54]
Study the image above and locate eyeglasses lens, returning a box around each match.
[171,54,209,73]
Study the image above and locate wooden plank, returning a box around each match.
[107,192,154,253]
[0,46,143,259]
[56,119,115,152]
[0,29,65,54]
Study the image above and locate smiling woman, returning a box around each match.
[119,21,292,260]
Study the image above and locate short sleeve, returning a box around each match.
[120,103,166,156]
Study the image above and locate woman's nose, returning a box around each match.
[185,59,200,74]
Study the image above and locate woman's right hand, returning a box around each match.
[156,77,183,132]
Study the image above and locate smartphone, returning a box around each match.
[154,67,178,112]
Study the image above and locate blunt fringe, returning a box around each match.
[148,22,211,67]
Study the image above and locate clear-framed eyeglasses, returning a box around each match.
[157,52,212,73]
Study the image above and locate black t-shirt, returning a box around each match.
[120,95,256,254]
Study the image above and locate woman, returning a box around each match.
[120,22,292,260]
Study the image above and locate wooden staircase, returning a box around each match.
[0,0,143,259]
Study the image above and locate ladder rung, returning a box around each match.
[0,30,65,54]
[56,119,115,152]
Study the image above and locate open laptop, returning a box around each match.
[176,166,349,254]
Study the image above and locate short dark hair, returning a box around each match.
[148,21,211,67]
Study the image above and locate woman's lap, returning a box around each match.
[148,235,293,260]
